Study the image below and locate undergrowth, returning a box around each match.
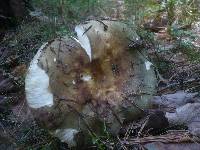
[0,0,200,149]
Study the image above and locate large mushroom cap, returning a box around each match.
[25,20,156,147]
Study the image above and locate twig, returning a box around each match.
[0,122,7,134]
[50,47,56,55]
[117,136,128,150]
[45,59,49,73]
[96,20,108,31]
[65,103,95,137]
[123,131,193,145]
[124,123,135,140]
[16,99,25,120]
[137,116,149,137]
[0,15,11,19]
[108,104,123,126]
[82,25,92,36]
[57,37,62,61]
[158,78,200,93]
[124,93,152,113]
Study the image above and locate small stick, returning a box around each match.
[117,136,128,150]
[137,116,149,137]
[57,37,62,60]
[124,95,145,113]
[66,103,96,137]
[96,19,108,31]
[108,104,123,126]
[50,47,56,55]
[82,25,92,36]
[45,59,49,72]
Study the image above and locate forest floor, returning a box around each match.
[1,0,200,149]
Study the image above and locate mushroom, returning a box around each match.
[25,20,156,147]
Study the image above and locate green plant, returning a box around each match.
[164,0,199,33]
[90,120,114,150]
[178,40,200,62]
[124,0,199,34]
[171,28,200,62]
[32,0,102,23]
[166,0,176,33]
[124,0,162,25]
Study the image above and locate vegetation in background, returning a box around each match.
[124,0,199,30]
[171,28,200,62]
[1,0,200,149]
[124,0,162,25]
[32,0,103,23]
[90,120,114,150]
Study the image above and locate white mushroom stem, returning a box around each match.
[25,42,54,109]
[75,25,92,61]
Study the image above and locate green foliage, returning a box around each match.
[156,60,174,75]
[171,28,196,40]
[32,0,102,23]
[166,0,176,33]
[90,120,114,150]
[137,28,155,42]
[164,0,199,33]
[178,40,200,62]
[1,0,200,149]
[171,28,200,62]
[124,0,161,25]
[124,0,199,34]
[174,0,199,25]
[1,20,70,68]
